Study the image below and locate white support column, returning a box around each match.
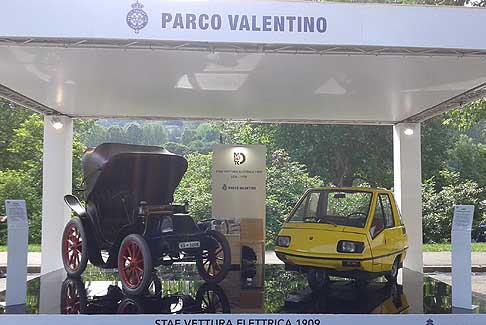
[393,123,423,273]
[41,116,73,275]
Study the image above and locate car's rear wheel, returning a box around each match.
[196,230,231,283]
[306,268,329,291]
[118,234,153,295]
[62,218,88,277]
[385,256,400,283]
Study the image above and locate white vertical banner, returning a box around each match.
[5,199,29,307]
[451,204,475,310]
[212,144,266,267]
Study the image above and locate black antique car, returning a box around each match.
[61,143,231,295]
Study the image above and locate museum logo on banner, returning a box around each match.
[125,0,327,34]
[126,0,149,33]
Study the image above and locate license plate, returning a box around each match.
[179,241,200,249]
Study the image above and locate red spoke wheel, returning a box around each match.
[196,230,231,283]
[118,234,152,295]
[60,277,87,314]
[62,218,88,277]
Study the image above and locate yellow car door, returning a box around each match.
[368,193,387,272]
[378,192,401,271]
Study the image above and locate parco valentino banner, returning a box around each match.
[1,0,486,49]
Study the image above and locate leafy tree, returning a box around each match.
[265,150,322,241]
[174,153,212,221]
[195,123,220,142]
[106,125,125,143]
[181,129,197,145]
[421,116,458,185]
[443,99,486,131]
[78,122,108,148]
[273,124,393,187]
[141,123,168,145]
[0,170,40,244]
[7,114,44,190]
[0,100,33,171]
[447,135,486,187]
[422,172,485,244]
[125,122,143,144]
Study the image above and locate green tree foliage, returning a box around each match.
[421,116,458,185]
[106,125,125,143]
[141,123,168,145]
[0,103,86,245]
[443,99,486,131]
[273,124,393,187]
[265,150,322,241]
[174,153,213,220]
[422,172,485,243]
[125,122,143,144]
[447,135,486,187]
[7,115,44,189]
[0,101,33,171]
[0,170,41,244]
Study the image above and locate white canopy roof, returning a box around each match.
[0,0,485,124]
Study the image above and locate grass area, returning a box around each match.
[423,243,486,252]
[0,244,41,252]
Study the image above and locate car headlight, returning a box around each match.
[277,236,291,247]
[337,240,364,253]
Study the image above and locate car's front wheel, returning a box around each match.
[306,268,329,291]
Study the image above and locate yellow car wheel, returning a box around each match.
[306,269,329,291]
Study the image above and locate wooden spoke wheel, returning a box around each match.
[196,230,231,283]
[118,234,152,295]
[62,218,88,277]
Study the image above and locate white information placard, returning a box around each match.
[5,199,29,307]
[452,205,474,232]
[212,144,266,265]
[212,145,266,221]
[5,200,28,228]
[451,204,475,310]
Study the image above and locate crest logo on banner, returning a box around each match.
[233,152,246,165]
[126,1,149,33]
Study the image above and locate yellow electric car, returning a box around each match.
[275,187,408,290]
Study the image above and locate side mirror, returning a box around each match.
[64,195,86,218]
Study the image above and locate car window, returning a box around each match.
[380,193,395,228]
[290,192,320,221]
[370,197,385,238]
[289,190,372,228]
[306,192,320,218]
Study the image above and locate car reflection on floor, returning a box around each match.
[279,280,408,314]
[60,275,230,315]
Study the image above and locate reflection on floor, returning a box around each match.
[1,264,486,314]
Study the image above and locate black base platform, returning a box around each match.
[1,264,486,314]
